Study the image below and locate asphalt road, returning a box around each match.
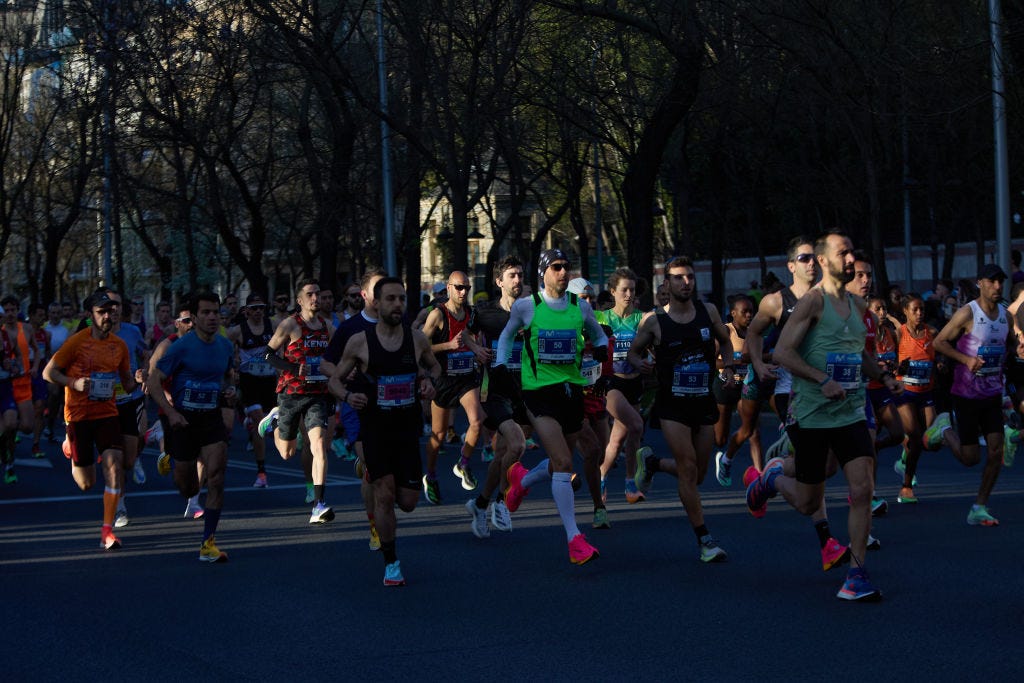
[2,415,1021,681]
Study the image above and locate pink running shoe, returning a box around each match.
[504,462,530,513]
[568,533,599,565]
[821,537,851,571]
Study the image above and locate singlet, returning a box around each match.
[792,292,866,429]
[364,325,420,418]
[951,300,1008,400]
[896,323,935,393]
[765,286,800,349]
[276,313,330,395]
[472,299,523,371]
[522,293,584,391]
[13,323,30,377]
[156,332,234,412]
[238,318,275,377]
[430,304,475,377]
[652,304,716,399]
[594,307,644,375]
[868,320,898,390]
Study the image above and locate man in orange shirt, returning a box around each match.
[44,290,138,550]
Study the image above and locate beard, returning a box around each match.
[832,262,854,284]
[672,289,693,303]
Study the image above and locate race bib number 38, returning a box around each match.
[825,352,862,390]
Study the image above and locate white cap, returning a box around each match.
[567,277,592,296]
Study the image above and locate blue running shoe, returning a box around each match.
[836,567,882,602]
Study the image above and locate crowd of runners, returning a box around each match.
[3,231,1021,600]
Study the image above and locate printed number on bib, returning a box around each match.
[537,330,576,364]
[977,345,1004,376]
[672,360,710,397]
[902,360,932,386]
[377,373,417,408]
[446,350,475,375]
[89,372,117,401]
[825,352,862,390]
[182,380,220,410]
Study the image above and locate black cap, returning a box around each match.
[977,263,1007,282]
[87,292,119,309]
[537,248,571,281]
[245,293,265,306]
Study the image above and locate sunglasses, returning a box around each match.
[793,253,815,264]
[175,316,194,324]
[450,284,471,292]
[548,262,570,272]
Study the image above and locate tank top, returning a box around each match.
[792,292,866,428]
[951,300,1008,399]
[896,324,935,392]
[365,325,419,416]
[653,304,716,399]
[14,323,30,375]
[238,318,275,377]
[276,314,330,395]
[430,304,474,377]
[868,321,898,390]
[595,307,644,375]
[522,293,584,391]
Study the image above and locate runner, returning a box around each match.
[928,263,1017,526]
[0,323,22,483]
[748,231,902,601]
[628,255,734,562]
[327,277,440,585]
[258,278,337,523]
[27,303,50,459]
[711,295,754,486]
[498,249,608,565]
[147,301,174,348]
[43,290,137,549]
[226,293,276,488]
[148,291,235,562]
[892,293,938,503]
[421,271,487,504]
[43,302,70,442]
[2,296,38,469]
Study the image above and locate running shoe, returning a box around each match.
[714,450,731,487]
[765,430,793,461]
[199,536,228,563]
[592,507,611,530]
[1004,425,1018,467]
[871,497,888,517]
[368,523,381,551]
[114,509,129,528]
[821,537,851,571]
[465,499,490,539]
[742,466,767,518]
[624,479,645,504]
[867,534,881,551]
[599,477,607,504]
[144,421,163,445]
[923,411,951,450]
[257,407,279,438]
[897,486,917,503]
[524,436,539,450]
[568,533,599,565]
[893,449,918,486]
[836,567,882,602]
[156,452,171,476]
[452,461,478,491]
[504,462,530,512]
[445,426,459,444]
[635,446,654,493]
[490,500,512,532]
[100,530,122,550]
[481,445,495,463]
[384,560,406,586]
[32,445,45,459]
[422,475,442,505]
[253,472,268,488]
[966,505,999,527]
[132,459,146,485]
[698,535,728,563]
[330,438,347,459]
[184,497,204,519]
[3,466,16,485]
[309,501,335,524]
[304,483,315,504]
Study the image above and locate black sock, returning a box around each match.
[475,495,488,509]
[693,524,709,542]
[814,519,832,548]
[381,540,397,564]
[314,484,325,503]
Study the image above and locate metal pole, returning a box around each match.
[377,0,397,277]
[902,115,912,292]
[990,0,1011,273]
[591,46,604,290]
[100,0,113,286]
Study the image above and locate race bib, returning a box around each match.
[978,345,1004,376]
[181,380,219,410]
[903,360,933,386]
[377,373,417,408]
[491,341,522,370]
[877,351,896,372]
[89,372,117,401]
[242,357,274,377]
[671,361,710,397]
[825,352,862,390]
[612,332,635,362]
[581,359,601,386]
[537,329,576,365]
[446,350,475,376]
[304,356,327,382]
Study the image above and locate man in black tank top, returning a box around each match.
[627,256,735,563]
[328,278,441,587]
[226,294,276,488]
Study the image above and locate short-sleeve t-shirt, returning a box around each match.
[51,328,130,423]
[156,332,234,412]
